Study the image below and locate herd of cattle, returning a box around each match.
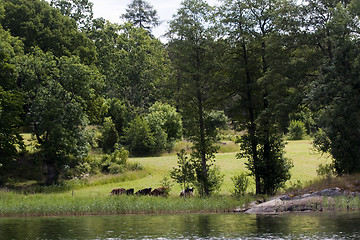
[110,187,194,197]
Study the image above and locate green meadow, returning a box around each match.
[0,140,329,216]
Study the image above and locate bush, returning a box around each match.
[101,146,129,173]
[287,120,306,140]
[125,116,157,156]
[160,176,173,197]
[232,172,249,196]
[145,102,183,151]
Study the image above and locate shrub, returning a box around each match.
[287,120,306,140]
[101,146,129,173]
[317,163,336,179]
[125,116,157,156]
[145,102,183,151]
[232,172,249,196]
[108,162,125,174]
[160,176,173,197]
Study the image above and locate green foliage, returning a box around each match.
[107,98,132,137]
[168,0,226,196]
[99,117,119,153]
[170,149,195,190]
[145,102,183,151]
[237,133,293,195]
[101,146,129,174]
[316,163,336,179]
[0,26,24,169]
[232,172,250,196]
[306,0,360,175]
[1,0,96,63]
[287,120,307,140]
[160,176,172,197]
[88,21,170,109]
[125,116,157,156]
[50,0,94,29]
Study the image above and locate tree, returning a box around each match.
[145,102,183,151]
[170,149,195,194]
[306,0,360,174]
[88,20,170,110]
[122,0,159,31]
[167,0,225,196]
[0,26,24,176]
[1,0,96,64]
[219,0,296,194]
[50,0,94,30]
[15,48,102,185]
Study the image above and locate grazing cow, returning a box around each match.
[110,188,126,195]
[126,188,134,195]
[150,187,168,196]
[136,188,152,196]
[180,187,194,197]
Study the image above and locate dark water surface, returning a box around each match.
[1,212,360,240]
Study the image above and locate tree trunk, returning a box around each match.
[44,160,57,186]
[261,40,271,195]
[243,42,261,194]
[197,88,209,196]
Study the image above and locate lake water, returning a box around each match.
[1,212,360,240]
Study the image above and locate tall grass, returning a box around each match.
[0,191,252,217]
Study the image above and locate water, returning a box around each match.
[1,212,360,240]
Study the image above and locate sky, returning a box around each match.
[90,0,219,42]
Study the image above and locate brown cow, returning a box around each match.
[150,187,168,196]
[110,188,126,195]
[135,188,152,196]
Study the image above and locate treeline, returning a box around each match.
[0,0,359,196]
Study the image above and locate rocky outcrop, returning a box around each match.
[244,187,360,214]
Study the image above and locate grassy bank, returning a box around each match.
[0,191,252,217]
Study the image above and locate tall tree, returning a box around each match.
[50,0,94,30]
[0,25,24,178]
[88,20,170,111]
[0,0,96,64]
[219,0,297,194]
[15,48,102,185]
[306,0,360,174]
[167,0,225,196]
[122,0,159,31]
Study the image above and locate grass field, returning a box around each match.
[0,139,330,216]
[124,139,328,195]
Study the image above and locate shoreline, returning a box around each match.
[243,187,360,214]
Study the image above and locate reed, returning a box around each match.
[0,191,252,217]
[322,196,360,211]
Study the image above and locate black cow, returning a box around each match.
[110,188,126,195]
[180,187,193,197]
[126,188,134,195]
[136,188,152,196]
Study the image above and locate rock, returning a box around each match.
[244,187,354,214]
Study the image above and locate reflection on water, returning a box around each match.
[1,212,360,240]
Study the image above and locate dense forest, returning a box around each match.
[0,0,359,196]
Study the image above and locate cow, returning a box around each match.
[126,188,134,195]
[110,188,126,195]
[135,188,152,196]
[150,187,168,196]
[180,187,194,197]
